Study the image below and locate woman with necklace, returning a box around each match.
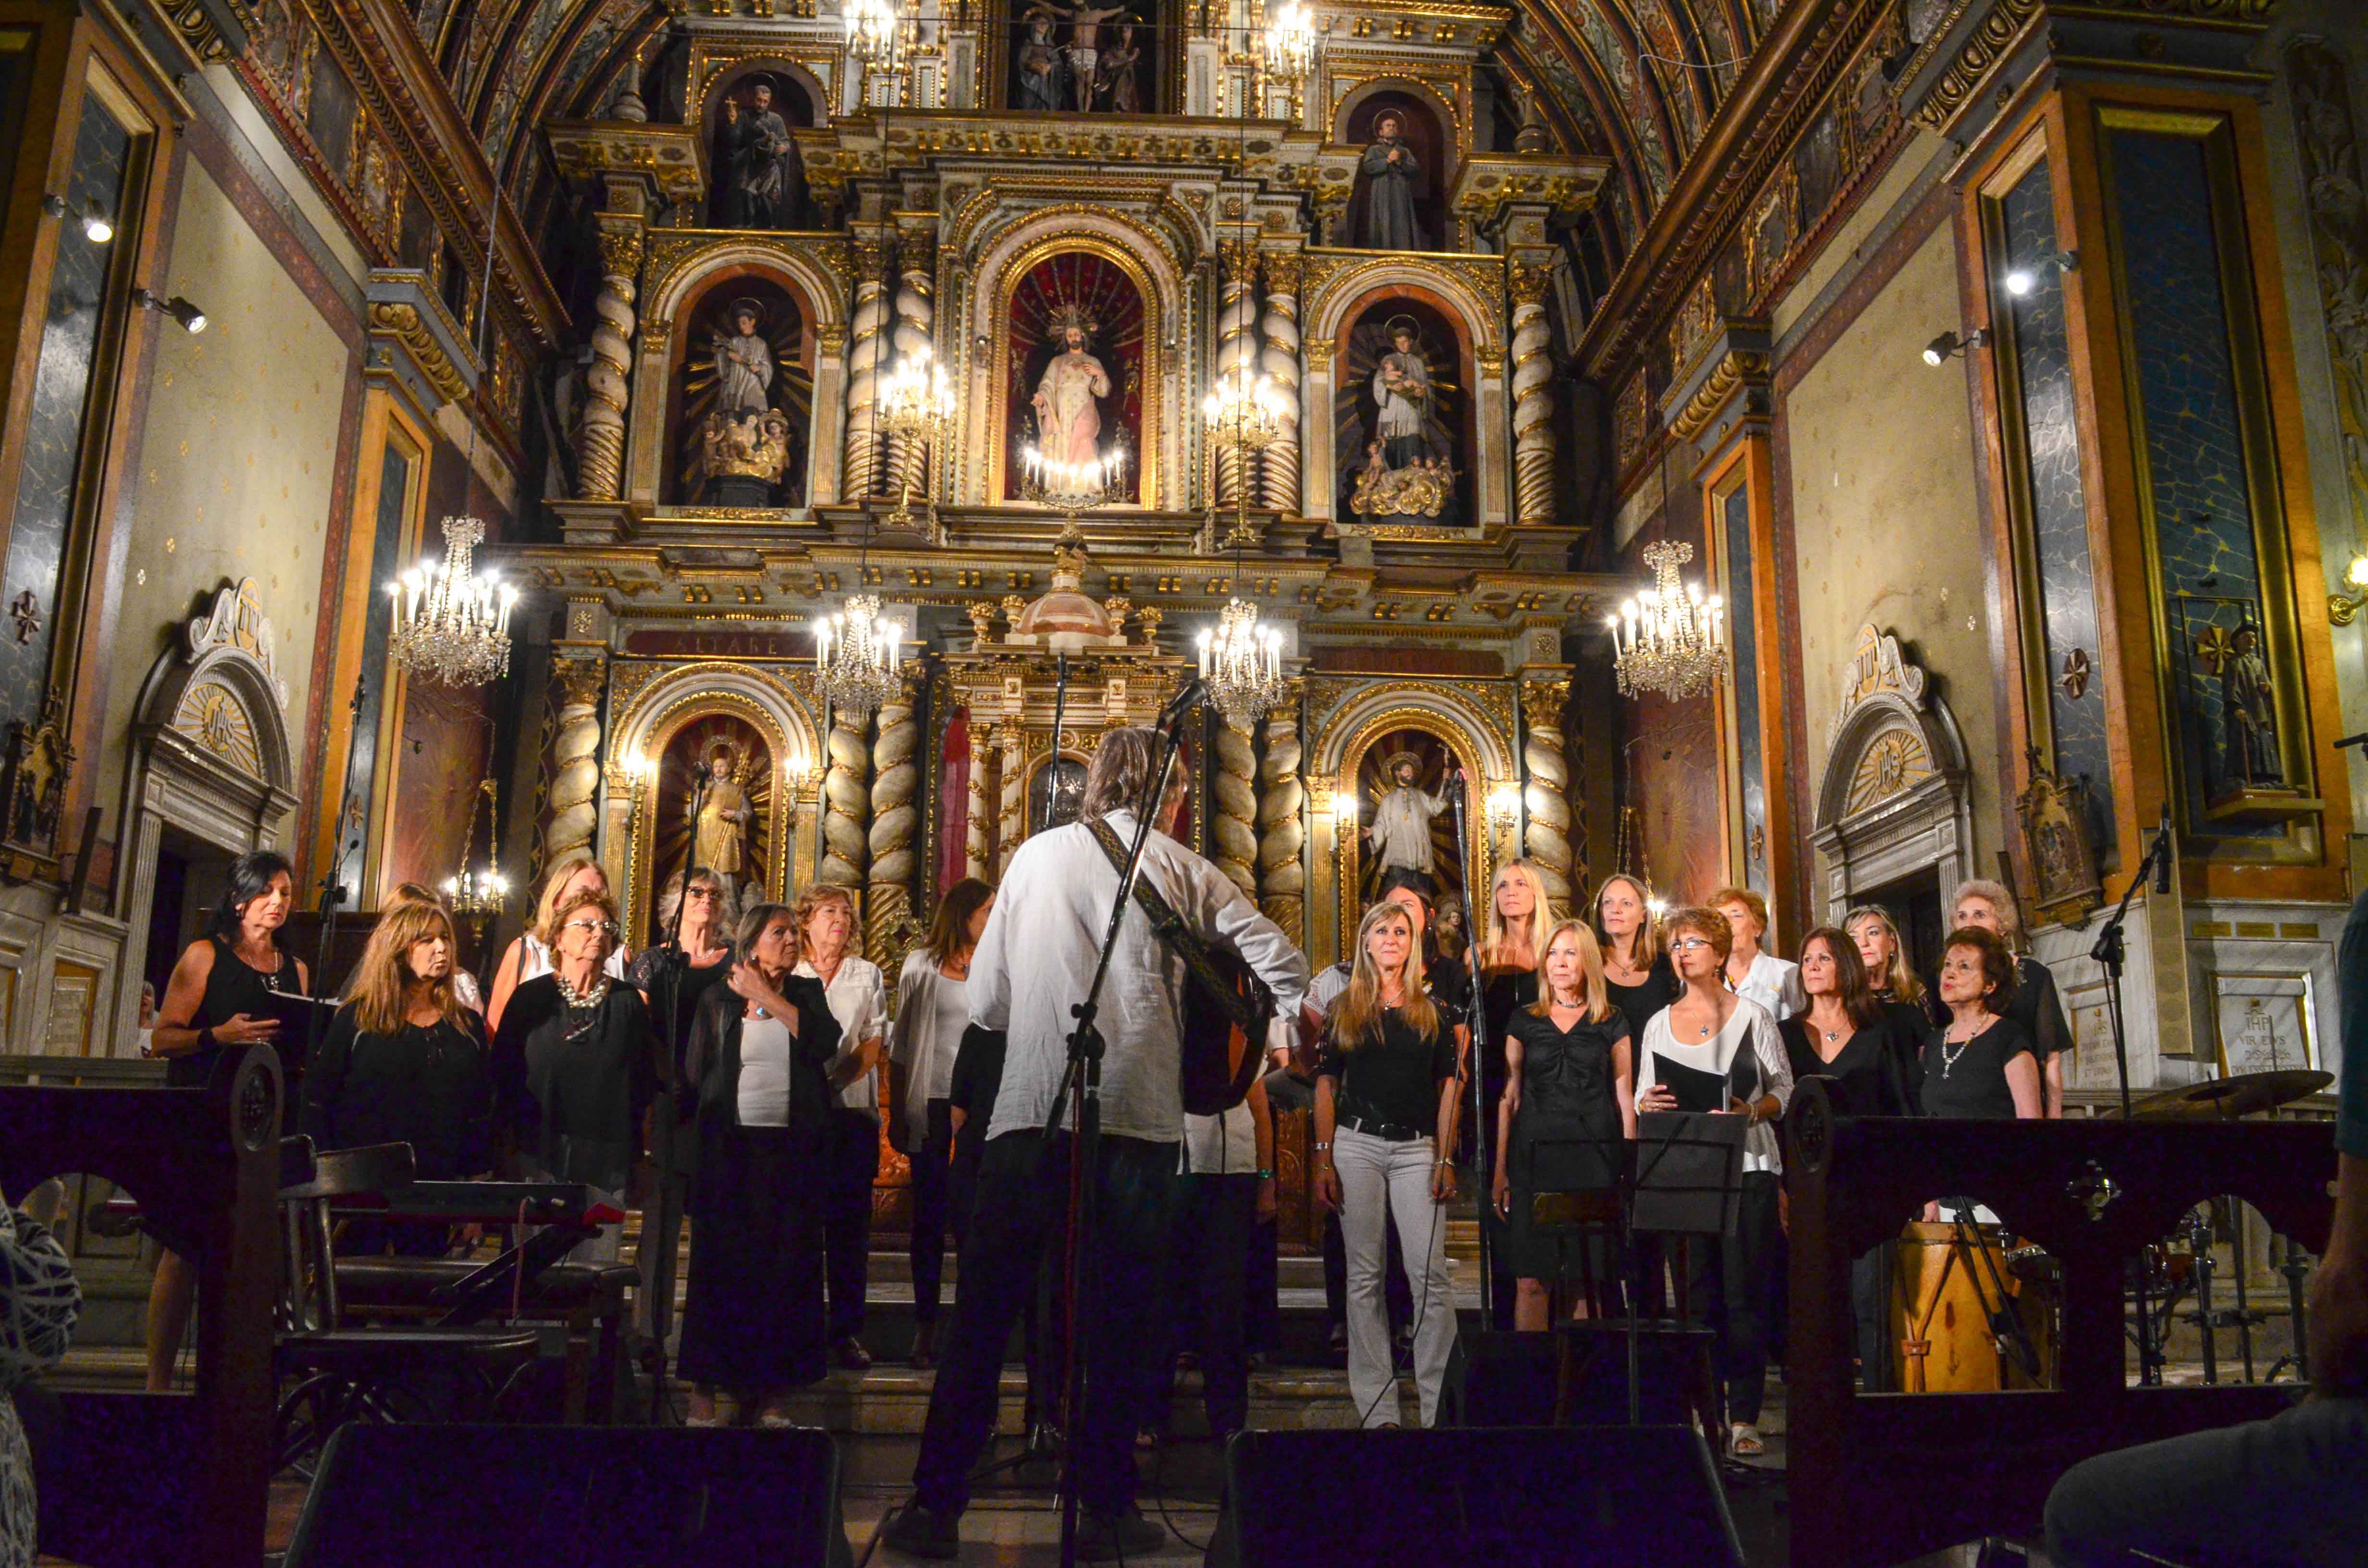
[494,886,657,1263]
[143,850,307,1392]
[1594,874,1677,1044]
[1314,901,1463,1427]
[1934,881,2069,1117]
[888,878,994,1369]
[1921,925,2042,1123]
[1493,919,1634,1331]
[1474,860,1554,1330]
[1845,904,1933,1089]
[793,884,889,1371]
[677,902,842,1425]
[1633,906,1793,1459]
[486,855,631,1034]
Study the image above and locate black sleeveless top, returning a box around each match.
[169,934,300,1089]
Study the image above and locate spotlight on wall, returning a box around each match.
[132,287,207,334]
[1921,328,1989,367]
[40,194,112,243]
[2004,268,2035,297]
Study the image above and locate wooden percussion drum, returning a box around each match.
[1890,1220,2058,1393]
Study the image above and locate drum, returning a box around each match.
[1890,1220,2058,1392]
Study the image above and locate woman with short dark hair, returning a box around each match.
[676,902,841,1425]
[888,877,995,1368]
[1942,881,2071,1117]
[1921,926,2042,1122]
[143,849,308,1391]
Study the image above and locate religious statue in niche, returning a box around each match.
[676,285,811,507]
[1356,111,1427,251]
[1357,735,1460,903]
[1009,1,1148,113]
[1029,756,1087,834]
[652,715,775,933]
[694,737,758,898]
[1032,308,1112,471]
[1098,22,1143,113]
[2014,748,2102,926]
[1017,9,1068,112]
[1337,306,1462,525]
[2220,626,2282,787]
[711,76,806,230]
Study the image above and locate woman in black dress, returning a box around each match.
[677,902,841,1426]
[1594,873,1676,1043]
[1492,919,1634,1331]
[1845,904,1933,1087]
[144,850,308,1391]
[1935,881,2071,1116]
[494,886,657,1263]
[1474,859,1554,1330]
[1922,926,2043,1122]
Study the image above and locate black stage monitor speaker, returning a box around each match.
[1210,1426,1744,1568]
[283,1422,851,1568]
[1444,1324,1715,1429]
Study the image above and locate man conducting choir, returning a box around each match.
[884,726,1307,1562]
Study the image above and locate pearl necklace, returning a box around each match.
[555,970,611,1012]
[1940,1017,1990,1078]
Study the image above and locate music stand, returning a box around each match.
[1631,1111,1747,1239]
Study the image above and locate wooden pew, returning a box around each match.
[1784,1078,2336,1568]
[1,1047,281,1568]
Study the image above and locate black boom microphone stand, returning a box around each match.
[2088,798,2175,1383]
[1443,772,1496,1328]
[1039,674,1204,1568]
[642,757,712,1421]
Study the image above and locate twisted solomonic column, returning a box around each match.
[821,713,870,891]
[841,239,890,501]
[866,690,918,964]
[577,223,640,501]
[1520,679,1574,905]
[997,728,1027,880]
[887,264,934,504]
[1510,261,1557,527]
[1256,703,1304,935]
[965,721,992,881]
[1212,713,1258,900]
[542,658,605,870]
[1213,240,1259,506]
[1257,253,1302,515]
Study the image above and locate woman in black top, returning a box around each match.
[1594,873,1677,1044]
[1922,927,2042,1122]
[493,886,657,1262]
[1931,881,2071,1116]
[1492,919,1634,1331]
[1474,861,1553,1333]
[676,902,841,1425]
[1780,928,1918,1119]
[1845,904,1936,1093]
[1313,901,1462,1428]
[144,850,308,1392]
[628,866,737,1068]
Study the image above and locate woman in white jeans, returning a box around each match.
[1314,901,1462,1427]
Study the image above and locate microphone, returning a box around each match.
[2338,732,2368,751]
[2153,801,2174,894]
[1159,676,1208,725]
[690,760,712,784]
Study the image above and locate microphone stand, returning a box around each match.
[1040,676,1202,1568]
[306,786,361,1068]
[642,761,712,1421]
[1443,774,1495,1330]
[2087,803,2175,1384]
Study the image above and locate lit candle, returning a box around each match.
[1197,629,1213,676]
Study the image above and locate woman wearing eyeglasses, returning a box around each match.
[493,886,658,1262]
[1633,906,1793,1459]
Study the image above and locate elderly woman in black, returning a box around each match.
[143,849,308,1391]
[677,902,842,1426]
[493,886,657,1263]
[1923,926,2043,1123]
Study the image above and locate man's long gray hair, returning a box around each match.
[1080,726,1181,821]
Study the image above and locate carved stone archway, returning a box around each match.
[112,580,302,1046]
[1810,625,1975,923]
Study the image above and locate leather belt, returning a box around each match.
[1338,1114,1425,1143]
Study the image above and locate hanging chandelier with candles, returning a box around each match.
[1261,0,1317,116]
[443,779,508,919]
[1197,597,1285,725]
[815,591,904,723]
[1608,539,1727,700]
[877,345,957,532]
[387,514,518,687]
[844,0,902,72]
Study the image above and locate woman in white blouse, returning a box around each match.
[793,883,890,1371]
[888,878,995,1369]
[1635,903,1794,1460]
[1711,885,1803,1023]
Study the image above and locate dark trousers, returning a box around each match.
[1147,1172,1256,1438]
[1245,1212,1280,1356]
[1853,1245,1893,1391]
[909,1100,956,1325]
[913,1130,1180,1521]
[824,1108,879,1342]
[1681,1171,1780,1426]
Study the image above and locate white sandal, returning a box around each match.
[1730,1422,1764,1458]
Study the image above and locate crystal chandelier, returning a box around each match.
[387,514,518,687]
[1261,0,1317,118]
[877,344,956,533]
[1202,365,1289,547]
[814,591,904,724]
[845,0,902,73]
[1608,540,1727,700]
[1196,597,1285,725]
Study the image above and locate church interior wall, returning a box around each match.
[1779,220,2003,913]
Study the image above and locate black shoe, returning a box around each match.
[1077,1507,1166,1562]
[834,1335,875,1371]
[880,1503,959,1560]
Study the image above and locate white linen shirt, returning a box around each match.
[797,955,889,1116]
[1633,997,1795,1175]
[889,949,971,1145]
[973,810,1310,1145]
[1727,951,1805,1024]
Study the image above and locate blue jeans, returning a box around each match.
[2045,1396,2368,1567]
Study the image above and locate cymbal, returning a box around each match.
[2124,1069,2332,1121]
